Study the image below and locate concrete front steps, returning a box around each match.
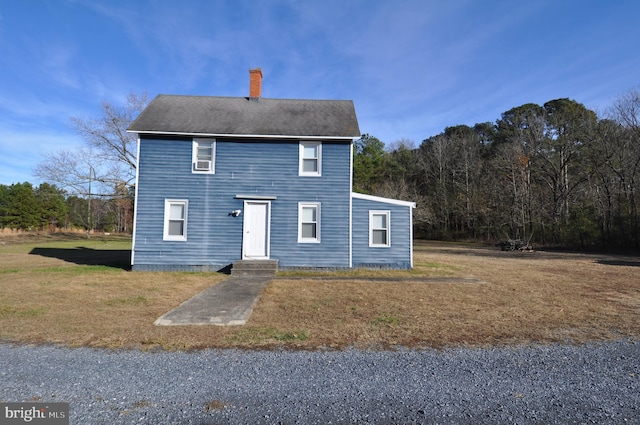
[231,259,279,277]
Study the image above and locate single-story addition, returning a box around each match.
[127,69,415,271]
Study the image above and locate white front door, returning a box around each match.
[242,201,270,259]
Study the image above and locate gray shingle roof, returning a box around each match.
[128,95,360,139]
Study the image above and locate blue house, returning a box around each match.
[128,69,415,271]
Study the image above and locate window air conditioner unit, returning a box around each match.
[194,160,212,171]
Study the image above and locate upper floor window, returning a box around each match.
[192,138,216,174]
[369,210,390,247]
[164,199,188,241]
[298,202,320,243]
[299,141,322,176]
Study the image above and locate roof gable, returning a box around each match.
[128,95,360,139]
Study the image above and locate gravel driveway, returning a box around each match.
[1,340,638,424]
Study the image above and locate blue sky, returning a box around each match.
[1,0,639,185]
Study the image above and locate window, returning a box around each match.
[298,203,320,243]
[369,210,390,247]
[164,200,188,241]
[192,139,216,173]
[299,142,321,176]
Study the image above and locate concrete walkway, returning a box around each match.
[154,276,272,326]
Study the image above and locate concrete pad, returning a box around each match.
[154,276,272,326]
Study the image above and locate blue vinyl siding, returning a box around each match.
[133,137,351,270]
[351,196,413,269]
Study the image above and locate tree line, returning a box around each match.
[21,87,640,249]
[354,89,640,250]
[0,182,133,234]
[9,93,147,236]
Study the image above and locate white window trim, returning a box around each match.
[163,199,188,241]
[369,210,391,247]
[299,141,322,176]
[298,202,321,243]
[192,138,216,174]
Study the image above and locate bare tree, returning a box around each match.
[35,92,148,236]
[34,147,109,237]
[37,92,148,191]
[612,88,640,134]
[494,103,546,240]
[69,92,148,187]
[36,148,99,194]
[416,133,453,237]
[607,88,640,247]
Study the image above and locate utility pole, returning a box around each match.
[86,165,93,239]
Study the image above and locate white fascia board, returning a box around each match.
[130,135,141,266]
[126,130,356,141]
[351,192,416,208]
[349,143,354,268]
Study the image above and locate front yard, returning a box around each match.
[0,233,638,350]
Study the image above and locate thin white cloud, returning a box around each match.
[0,126,83,185]
[40,43,82,89]
[1,0,637,189]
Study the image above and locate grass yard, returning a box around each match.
[0,232,638,350]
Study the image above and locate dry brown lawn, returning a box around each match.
[1,233,638,350]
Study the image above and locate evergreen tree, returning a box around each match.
[0,183,39,230]
[35,183,68,230]
[353,134,386,194]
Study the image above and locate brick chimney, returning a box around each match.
[249,68,262,98]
